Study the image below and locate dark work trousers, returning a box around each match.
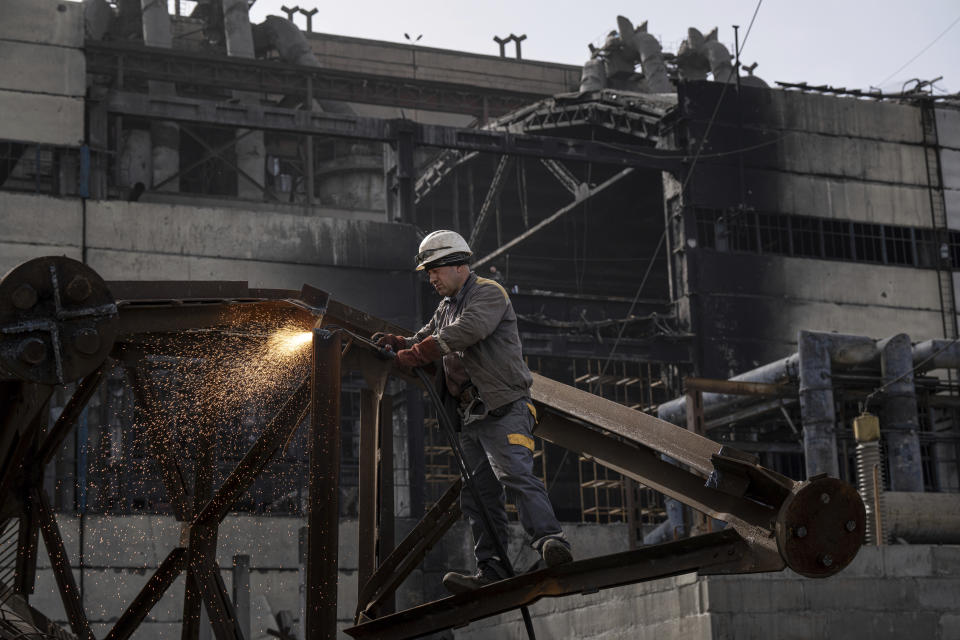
[458,397,565,567]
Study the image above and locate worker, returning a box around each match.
[376,230,572,593]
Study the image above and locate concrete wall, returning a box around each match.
[676,84,960,375]
[461,544,960,640]
[0,0,84,146]
[29,515,629,639]
[0,193,420,328]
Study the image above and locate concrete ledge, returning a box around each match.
[0,89,84,145]
[0,41,85,96]
[0,0,83,48]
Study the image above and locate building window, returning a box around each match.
[757,212,791,255]
[853,222,884,263]
[822,219,853,260]
[884,225,915,266]
[791,216,821,258]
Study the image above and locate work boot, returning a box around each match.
[442,560,508,594]
[541,538,573,568]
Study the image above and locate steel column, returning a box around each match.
[357,388,380,599]
[306,329,341,639]
[377,395,395,615]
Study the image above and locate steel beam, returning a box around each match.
[683,377,795,398]
[86,41,540,119]
[346,530,753,640]
[104,547,189,640]
[103,92,686,172]
[195,379,310,525]
[518,332,692,363]
[306,330,341,639]
[471,168,635,269]
[377,395,395,615]
[356,479,462,621]
[34,488,94,640]
[38,366,105,466]
[357,388,380,599]
[468,155,512,247]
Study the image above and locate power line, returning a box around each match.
[877,13,960,88]
[737,0,764,56]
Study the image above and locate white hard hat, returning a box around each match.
[414,230,472,271]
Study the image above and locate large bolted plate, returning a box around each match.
[775,476,866,578]
[0,257,117,384]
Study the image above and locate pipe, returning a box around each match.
[634,32,673,93]
[657,354,799,426]
[878,334,924,491]
[854,412,886,544]
[885,491,960,543]
[912,339,960,371]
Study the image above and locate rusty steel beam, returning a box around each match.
[104,547,189,640]
[34,488,94,640]
[306,329,341,639]
[38,365,105,466]
[357,388,380,598]
[377,395,395,616]
[195,379,310,526]
[356,479,462,621]
[683,377,796,398]
[346,530,753,640]
[190,557,244,640]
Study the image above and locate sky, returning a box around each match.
[244,0,960,96]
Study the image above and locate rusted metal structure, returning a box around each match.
[1,256,865,639]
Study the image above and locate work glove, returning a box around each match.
[373,332,407,353]
[396,335,444,370]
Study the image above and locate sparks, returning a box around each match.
[267,328,313,354]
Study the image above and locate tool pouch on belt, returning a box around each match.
[458,384,488,427]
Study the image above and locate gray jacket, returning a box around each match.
[409,272,532,410]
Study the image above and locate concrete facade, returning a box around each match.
[458,544,960,640]
[0,192,420,328]
[29,514,631,639]
[0,0,85,146]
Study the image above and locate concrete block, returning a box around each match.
[216,516,304,569]
[841,544,884,577]
[30,567,75,623]
[248,569,301,617]
[883,544,933,577]
[821,610,939,639]
[82,515,182,567]
[914,578,960,610]
[705,576,805,613]
[947,189,960,230]
[938,107,960,151]
[0,242,83,275]
[32,515,80,568]
[0,89,84,145]
[0,41,85,96]
[91,621,181,640]
[940,613,960,640]
[0,0,83,48]
[803,577,917,612]
[0,192,82,245]
[942,149,960,192]
[931,546,960,577]
[712,611,825,640]
[85,200,417,271]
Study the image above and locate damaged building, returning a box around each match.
[1,0,960,638]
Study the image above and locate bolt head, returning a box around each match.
[11,284,37,310]
[819,553,834,567]
[19,338,46,365]
[65,276,92,303]
[73,328,101,355]
[846,520,857,532]
[795,525,808,539]
[820,492,831,504]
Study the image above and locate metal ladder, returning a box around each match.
[920,99,957,339]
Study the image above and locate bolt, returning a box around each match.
[819,553,833,568]
[795,526,808,539]
[846,520,857,532]
[820,492,831,504]
[19,338,46,365]
[11,284,37,310]
[65,276,92,303]
[73,328,101,355]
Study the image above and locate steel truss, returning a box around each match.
[0,257,865,640]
